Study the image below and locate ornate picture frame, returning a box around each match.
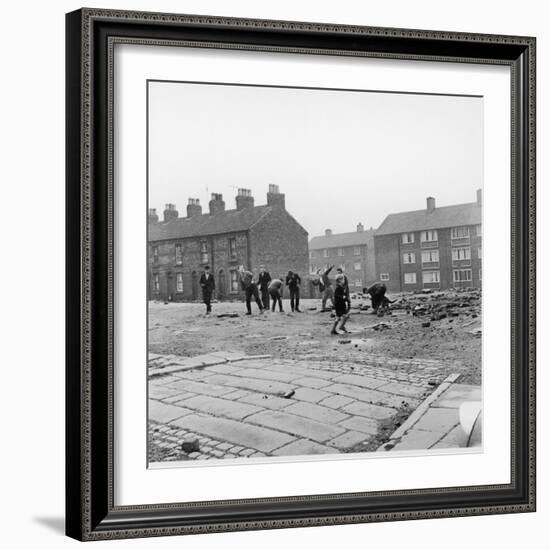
[66,8,536,541]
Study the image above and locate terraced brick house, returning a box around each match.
[148,185,310,301]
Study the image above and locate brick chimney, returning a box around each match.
[163,203,178,222]
[325,229,332,237]
[476,188,482,205]
[357,222,364,232]
[426,197,436,212]
[209,193,225,215]
[186,198,202,218]
[148,208,159,224]
[236,188,254,210]
[266,184,285,209]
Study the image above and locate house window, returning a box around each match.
[453,269,472,282]
[420,230,438,242]
[403,252,416,264]
[404,273,417,284]
[478,247,482,259]
[152,246,159,264]
[479,268,482,281]
[200,241,209,264]
[309,250,315,259]
[380,273,390,281]
[230,270,240,293]
[422,271,440,284]
[355,279,362,287]
[323,249,329,258]
[310,265,317,274]
[476,224,482,236]
[229,238,237,259]
[354,246,361,256]
[452,247,471,261]
[402,232,415,244]
[354,261,361,271]
[451,226,470,239]
[176,272,183,292]
[421,250,439,263]
[175,244,183,265]
[152,273,159,292]
[337,247,344,257]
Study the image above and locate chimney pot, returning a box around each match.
[209,193,225,215]
[426,197,436,212]
[163,203,179,222]
[148,208,159,224]
[267,185,285,209]
[325,229,332,237]
[476,188,482,205]
[236,188,254,210]
[357,222,364,232]
[186,198,202,218]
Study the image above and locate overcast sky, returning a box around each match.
[148,81,483,237]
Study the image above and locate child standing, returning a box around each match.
[331,274,350,335]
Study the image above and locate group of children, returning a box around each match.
[237,265,303,314]
[200,263,384,336]
[234,264,351,335]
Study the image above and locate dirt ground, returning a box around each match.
[149,289,482,385]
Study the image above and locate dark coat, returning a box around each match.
[200,272,215,293]
[285,273,301,289]
[257,271,272,290]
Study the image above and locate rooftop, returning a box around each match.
[309,228,375,249]
[149,205,273,242]
[375,201,481,236]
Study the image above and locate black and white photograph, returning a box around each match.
[147,80,483,464]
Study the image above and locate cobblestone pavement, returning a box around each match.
[148,353,452,463]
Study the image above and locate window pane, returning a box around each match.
[421,250,439,263]
[451,226,470,239]
[422,271,440,283]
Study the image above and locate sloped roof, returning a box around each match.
[375,202,481,236]
[149,205,272,241]
[309,229,375,250]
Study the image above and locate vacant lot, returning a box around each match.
[149,290,482,385]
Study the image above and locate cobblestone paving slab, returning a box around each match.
[175,394,263,420]
[148,354,465,462]
[171,413,296,453]
[283,401,349,424]
[149,401,192,424]
[338,416,380,435]
[246,409,345,443]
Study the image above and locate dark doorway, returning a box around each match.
[218,269,226,300]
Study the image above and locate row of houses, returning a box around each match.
[148,186,482,301]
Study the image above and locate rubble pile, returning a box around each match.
[384,289,481,322]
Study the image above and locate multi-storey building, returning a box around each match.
[308,224,376,292]
[147,185,310,301]
[374,190,482,292]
